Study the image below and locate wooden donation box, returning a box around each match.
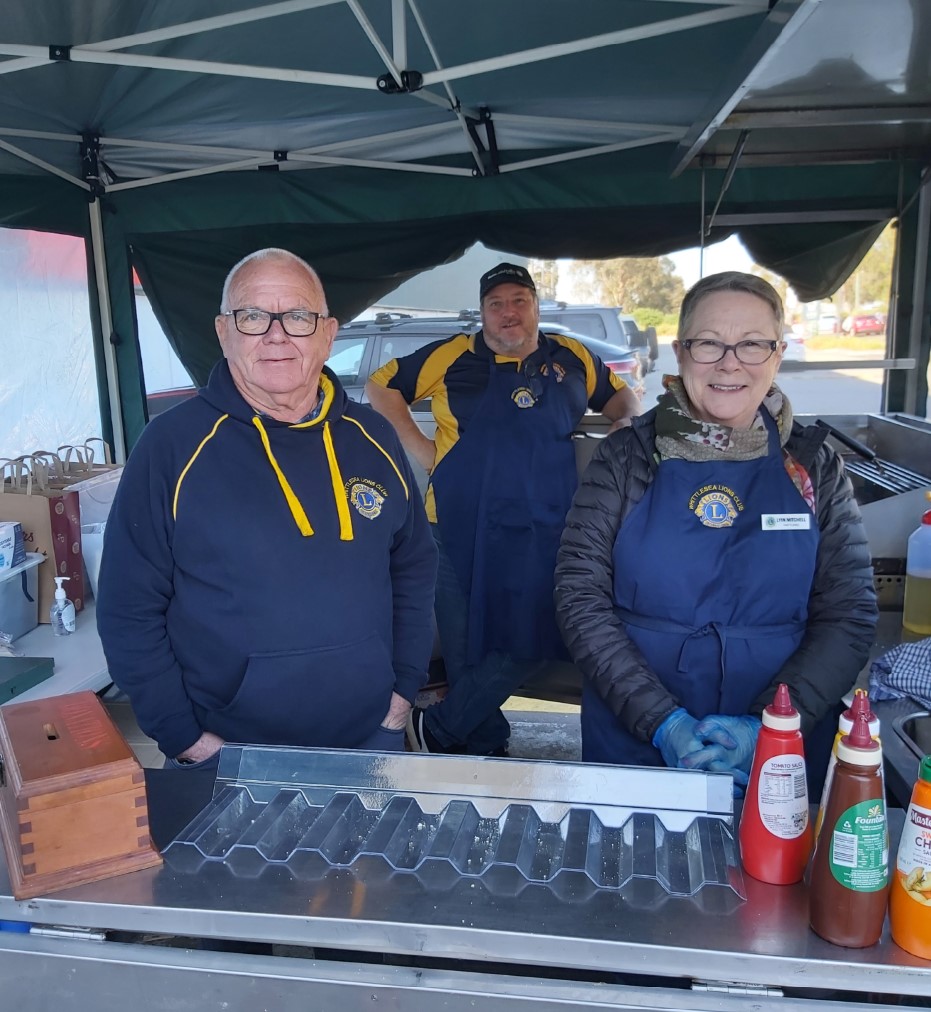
[0,691,162,899]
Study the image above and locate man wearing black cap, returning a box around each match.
[367,262,640,756]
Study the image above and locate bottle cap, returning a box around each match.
[839,689,879,734]
[761,683,801,731]
[52,576,70,601]
[837,710,882,766]
[919,755,931,784]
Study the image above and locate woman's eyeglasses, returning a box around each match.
[682,338,778,365]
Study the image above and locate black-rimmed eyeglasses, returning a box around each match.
[682,338,779,365]
[221,309,329,337]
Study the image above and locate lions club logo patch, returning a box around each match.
[347,478,386,519]
[511,386,536,409]
[688,484,743,529]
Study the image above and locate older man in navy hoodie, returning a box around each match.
[97,249,437,768]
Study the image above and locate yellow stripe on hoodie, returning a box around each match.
[173,414,229,520]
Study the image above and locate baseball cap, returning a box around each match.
[479,262,536,300]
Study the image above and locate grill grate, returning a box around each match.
[843,457,930,496]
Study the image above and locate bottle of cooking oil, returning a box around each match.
[903,500,931,635]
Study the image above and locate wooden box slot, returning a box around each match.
[0,690,162,900]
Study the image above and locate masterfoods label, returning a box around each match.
[830,800,888,891]
[757,754,809,839]
[895,802,931,905]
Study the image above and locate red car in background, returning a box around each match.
[843,312,885,336]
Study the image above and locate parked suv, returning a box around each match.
[329,311,644,408]
[536,302,659,374]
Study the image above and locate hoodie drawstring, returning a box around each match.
[252,416,315,537]
[323,421,354,541]
[251,415,354,541]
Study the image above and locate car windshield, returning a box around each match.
[328,335,368,384]
[541,312,606,341]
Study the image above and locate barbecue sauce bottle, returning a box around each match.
[739,683,812,885]
[809,710,889,947]
[814,690,881,842]
[889,755,931,960]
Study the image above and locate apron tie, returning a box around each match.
[615,608,807,677]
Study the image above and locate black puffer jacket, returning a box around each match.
[554,408,878,741]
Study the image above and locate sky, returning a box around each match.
[555,234,755,302]
[667,235,755,289]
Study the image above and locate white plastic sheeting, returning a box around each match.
[0,229,101,459]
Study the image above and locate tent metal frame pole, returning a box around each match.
[904,178,930,415]
[405,0,485,172]
[88,199,127,465]
[346,0,404,89]
[392,0,407,67]
[107,158,267,191]
[422,6,757,87]
[0,138,88,187]
[712,209,893,225]
[494,113,684,135]
[499,133,680,173]
[670,0,820,177]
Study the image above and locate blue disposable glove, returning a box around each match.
[692,714,762,775]
[652,708,711,769]
[708,760,750,799]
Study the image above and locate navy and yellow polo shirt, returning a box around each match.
[368,329,625,520]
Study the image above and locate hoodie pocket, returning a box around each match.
[208,633,394,748]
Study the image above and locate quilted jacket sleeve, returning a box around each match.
[750,440,878,734]
[554,418,680,743]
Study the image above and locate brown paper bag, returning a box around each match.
[0,462,85,621]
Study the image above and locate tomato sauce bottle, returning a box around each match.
[889,755,931,960]
[739,683,812,885]
[809,710,889,947]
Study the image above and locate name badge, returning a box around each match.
[761,514,811,531]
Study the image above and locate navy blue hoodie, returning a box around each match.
[97,360,437,758]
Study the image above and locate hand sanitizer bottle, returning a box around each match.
[50,576,76,636]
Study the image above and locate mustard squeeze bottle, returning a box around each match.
[889,755,931,960]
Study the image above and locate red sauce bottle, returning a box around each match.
[809,710,889,947]
[739,683,812,885]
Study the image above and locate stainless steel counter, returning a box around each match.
[2,609,930,1011]
[1,752,930,1011]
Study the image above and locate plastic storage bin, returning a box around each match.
[0,553,45,640]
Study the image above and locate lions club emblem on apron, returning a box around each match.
[690,485,742,528]
[511,386,537,408]
[348,480,386,519]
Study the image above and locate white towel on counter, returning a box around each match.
[869,638,931,709]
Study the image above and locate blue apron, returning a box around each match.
[582,412,823,767]
[431,339,578,664]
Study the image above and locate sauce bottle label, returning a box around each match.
[757,754,809,839]
[895,802,931,906]
[829,800,888,892]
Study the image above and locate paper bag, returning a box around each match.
[0,464,84,622]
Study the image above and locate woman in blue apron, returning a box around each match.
[554,272,878,797]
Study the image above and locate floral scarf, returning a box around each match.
[654,375,815,509]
